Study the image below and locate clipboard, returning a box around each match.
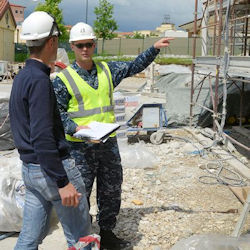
[73,121,120,142]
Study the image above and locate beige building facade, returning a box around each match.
[136,23,177,37]
[135,30,152,37]
[10,3,25,44]
[156,23,175,34]
[0,0,16,62]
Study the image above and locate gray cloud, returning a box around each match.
[11,0,201,31]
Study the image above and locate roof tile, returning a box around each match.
[0,0,16,27]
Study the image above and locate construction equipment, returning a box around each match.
[126,103,168,144]
[0,61,20,83]
[0,61,8,81]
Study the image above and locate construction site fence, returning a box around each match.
[94,37,202,56]
[15,37,202,57]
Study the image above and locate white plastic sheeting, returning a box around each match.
[56,48,70,67]
[155,72,250,127]
[171,234,250,250]
[0,98,15,150]
[0,150,24,232]
[158,64,191,74]
[118,140,158,169]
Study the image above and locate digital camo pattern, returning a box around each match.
[67,137,122,230]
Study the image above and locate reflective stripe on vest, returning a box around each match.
[96,62,113,107]
[57,62,115,142]
[62,63,114,119]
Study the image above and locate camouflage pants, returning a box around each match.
[68,137,123,230]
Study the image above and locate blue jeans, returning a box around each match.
[15,158,91,250]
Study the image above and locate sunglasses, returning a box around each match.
[74,42,94,49]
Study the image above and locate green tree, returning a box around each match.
[94,0,118,53]
[132,32,145,39]
[35,0,68,41]
[150,32,158,37]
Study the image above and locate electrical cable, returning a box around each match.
[0,232,16,241]
[166,133,246,187]
[165,134,204,156]
[199,160,245,186]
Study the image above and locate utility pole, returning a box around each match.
[85,0,88,23]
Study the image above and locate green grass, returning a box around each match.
[15,51,193,66]
[155,57,192,65]
[69,54,192,66]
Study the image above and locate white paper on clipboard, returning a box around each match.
[73,121,120,142]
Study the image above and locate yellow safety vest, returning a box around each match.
[57,62,115,142]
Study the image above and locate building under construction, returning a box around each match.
[190,0,250,153]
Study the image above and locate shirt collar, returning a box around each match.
[72,61,97,75]
[25,59,51,76]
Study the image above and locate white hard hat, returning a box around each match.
[21,11,60,46]
[69,22,96,42]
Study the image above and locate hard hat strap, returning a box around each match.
[47,13,61,37]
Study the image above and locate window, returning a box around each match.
[20,11,23,14]
[15,10,18,13]
[5,13,9,24]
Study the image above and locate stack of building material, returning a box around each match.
[113,92,127,139]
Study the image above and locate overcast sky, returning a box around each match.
[10,0,202,31]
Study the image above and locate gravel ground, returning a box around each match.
[0,76,250,249]
[90,129,250,250]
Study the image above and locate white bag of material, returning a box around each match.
[56,48,70,67]
[118,141,158,169]
[0,151,24,232]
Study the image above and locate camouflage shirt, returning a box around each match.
[52,46,160,135]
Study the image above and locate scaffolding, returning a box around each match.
[190,0,250,152]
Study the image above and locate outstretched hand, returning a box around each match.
[154,37,174,49]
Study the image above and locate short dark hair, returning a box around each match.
[28,36,57,56]
[28,43,47,56]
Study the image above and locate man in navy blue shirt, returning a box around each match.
[53,22,173,250]
[9,12,91,249]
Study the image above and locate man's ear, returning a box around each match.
[44,37,53,49]
[49,37,57,47]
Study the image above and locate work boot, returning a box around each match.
[100,230,131,250]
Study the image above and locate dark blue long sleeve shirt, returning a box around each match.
[9,59,70,188]
[52,46,159,135]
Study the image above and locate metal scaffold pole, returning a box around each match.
[189,0,198,127]
[213,0,218,56]
[190,0,250,155]
[220,0,231,130]
[213,0,223,130]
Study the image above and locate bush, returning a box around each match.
[15,53,28,62]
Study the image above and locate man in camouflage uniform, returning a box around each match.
[52,22,173,250]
